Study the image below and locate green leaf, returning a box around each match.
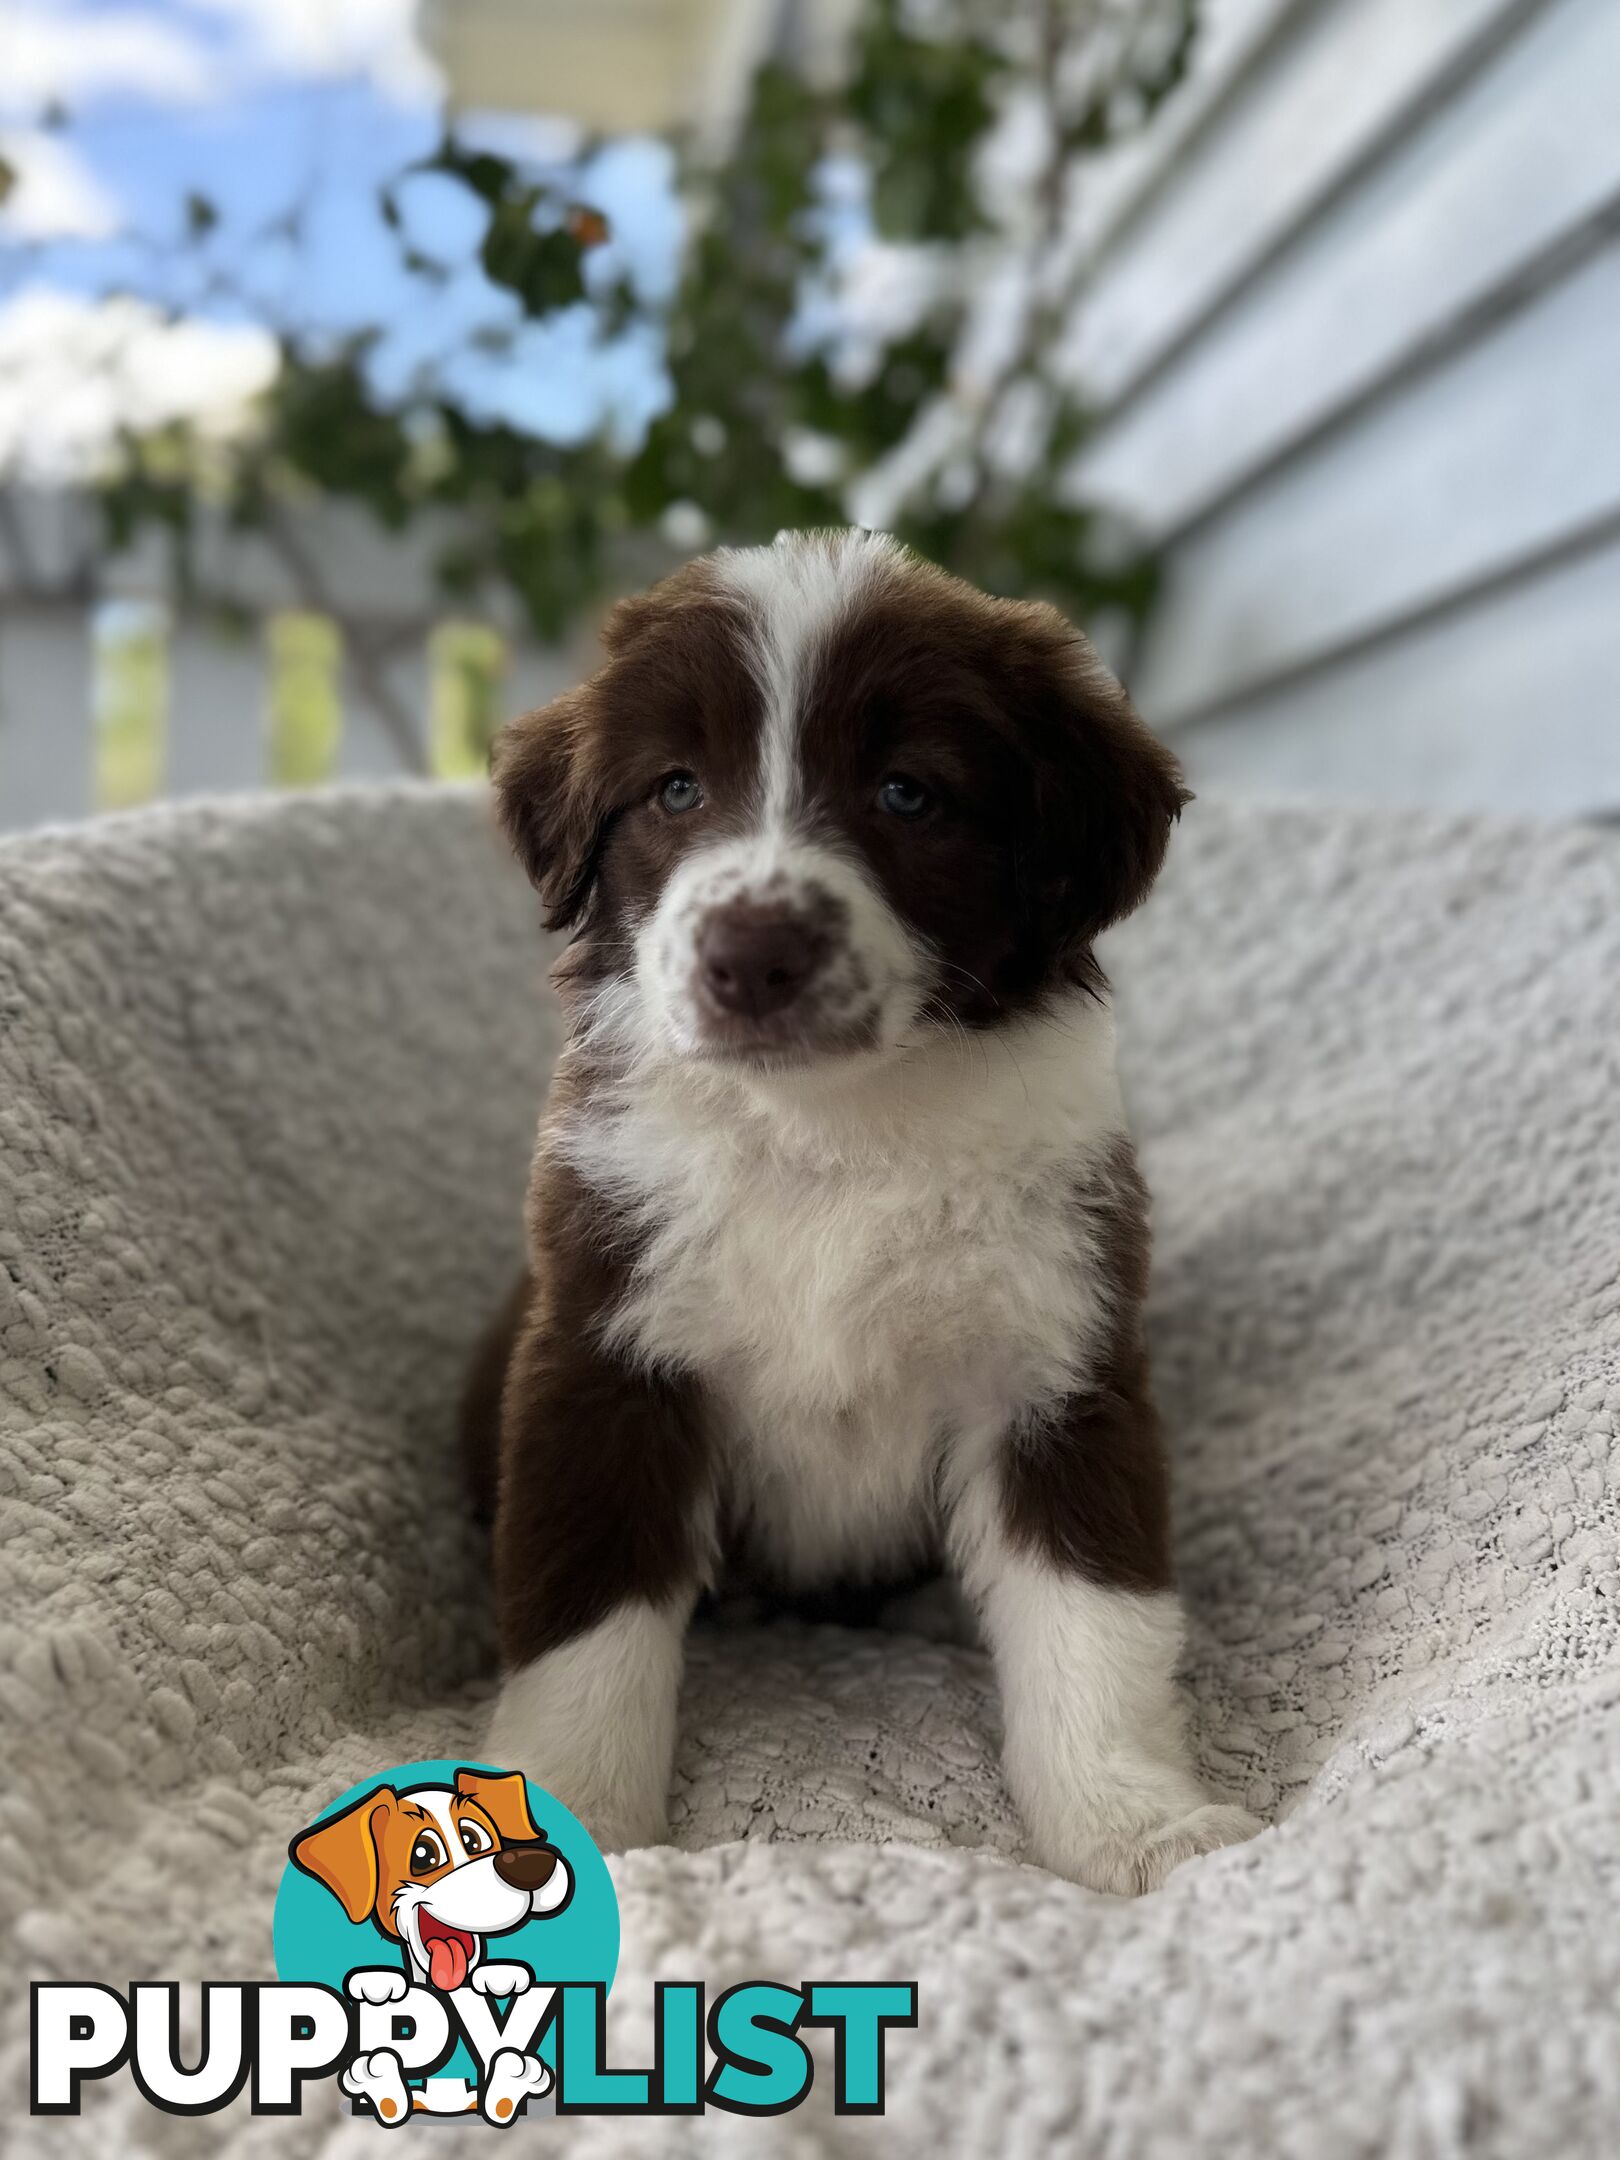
[422,139,520,205]
[846,0,1003,241]
[481,201,586,313]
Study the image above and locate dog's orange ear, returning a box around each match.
[456,1768,540,1845]
[290,1787,397,1923]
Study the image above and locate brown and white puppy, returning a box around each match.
[465,530,1259,1894]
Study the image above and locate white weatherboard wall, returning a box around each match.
[1073,0,1620,818]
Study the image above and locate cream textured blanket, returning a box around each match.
[2,783,1617,2157]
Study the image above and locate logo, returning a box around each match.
[275,1756,616,2121]
[31,1759,917,2123]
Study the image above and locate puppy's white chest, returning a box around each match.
[618,1126,1089,1577]
[560,1006,1126,1577]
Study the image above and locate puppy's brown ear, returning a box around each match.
[491,685,606,931]
[455,1768,540,1844]
[289,1787,396,1924]
[1015,606,1189,950]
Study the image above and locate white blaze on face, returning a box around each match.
[632,531,935,1061]
[716,528,899,827]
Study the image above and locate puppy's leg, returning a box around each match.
[970,1549,1260,1893]
[951,1392,1259,1895]
[487,1313,710,1854]
[488,1599,694,1855]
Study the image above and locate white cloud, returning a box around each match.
[0,0,440,113]
[185,0,441,100]
[0,6,216,113]
[0,288,279,480]
[0,129,121,239]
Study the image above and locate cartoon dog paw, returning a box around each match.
[346,1967,410,2006]
[481,2047,552,2124]
[340,2046,412,2126]
[467,1962,531,1999]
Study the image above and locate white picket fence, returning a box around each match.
[0,489,588,830]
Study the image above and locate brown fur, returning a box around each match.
[487,1056,712,1668]
[459,1270,532,1525]
[493,566,764,943]
[1001,1140,1171,1593]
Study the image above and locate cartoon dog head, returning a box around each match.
[290,1768,573,1991]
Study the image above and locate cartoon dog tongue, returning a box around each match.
[426,1930,471,1991]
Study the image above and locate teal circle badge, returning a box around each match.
[273,1759,617,2119]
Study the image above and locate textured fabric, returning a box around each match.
[2,782,1617,2158]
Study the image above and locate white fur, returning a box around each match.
[952,1478,1261,1890]
[487,1598,693,1852]
[711,528,904,823]
[632,829,926,1062]
[561,987,1125,1585]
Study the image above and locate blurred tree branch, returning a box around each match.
[73,0,1201,660]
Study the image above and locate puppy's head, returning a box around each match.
[496,531,1186,1069]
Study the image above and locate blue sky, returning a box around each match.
[0,0,684,449]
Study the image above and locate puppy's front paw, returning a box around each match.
[468,1962,531,1998]
[346,1968,410,2006]
[484,1715,664,1853]
[1041,1803,1262,1895]
[563,1799,668,1855]
[481,1728,665,1848]
[479,1756,666,1857]
[487,1652,673,1856]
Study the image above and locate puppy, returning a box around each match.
[464,530,1259,1893]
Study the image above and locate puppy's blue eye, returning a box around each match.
[658,772,703,813]
[877,774,932,820]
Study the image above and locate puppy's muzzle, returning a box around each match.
[493,1842,560,1894]
[698,904,826,1021]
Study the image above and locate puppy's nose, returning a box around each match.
[493,1844,558,1893]
[699,910,819,1019]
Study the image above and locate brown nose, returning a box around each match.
[493,1843,558,1893]
[699,910,820,1019]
